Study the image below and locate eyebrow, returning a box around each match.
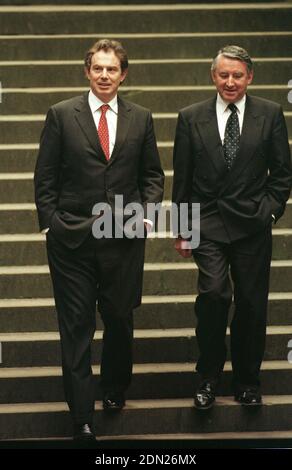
[92,64,119,69]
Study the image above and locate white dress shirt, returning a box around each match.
[88,90,118,158]
[216,93,246,144]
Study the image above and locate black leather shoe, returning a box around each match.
[103,392,125,411]
[234,389,262,406]
[73,423,96,441]
[194,381,216,410]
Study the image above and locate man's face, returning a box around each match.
[211,55,253,103]
[85,49,127,102]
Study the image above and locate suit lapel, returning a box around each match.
[219,95,265,194]
[74,92,107,163]
[74,93,132,165]
[196,97,228,177]
[108,96,131,165]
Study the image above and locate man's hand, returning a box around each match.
[175,237,192,258]
[144,220,153,233]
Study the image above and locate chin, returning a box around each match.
[224,96,237,103]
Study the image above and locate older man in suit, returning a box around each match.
[34,39,164,440]
[172,45,291,410]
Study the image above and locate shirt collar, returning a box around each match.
[216,93,246,115]
[88,90,118,114]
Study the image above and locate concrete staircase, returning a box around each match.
[0,2,292,441]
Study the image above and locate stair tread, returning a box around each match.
[0,360,291,378]
[4,429,292,442]
[0,3,291,12]
[98,430,292,440]
[2,110,292,119]
[0,325,292,342]
[0,291,292,307]
[2,395,292,414]
[1,260,292,274]
[1,228,292,242]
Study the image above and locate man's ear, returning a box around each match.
[84,66,90,80]
[120,68,128,84]
[210,69,216,84]
[247,70,254,85]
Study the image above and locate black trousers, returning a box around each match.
[192,226,272,390]
[46,231,145,425]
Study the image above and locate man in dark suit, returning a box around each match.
[172,45,291,410]
[34,39,164,440]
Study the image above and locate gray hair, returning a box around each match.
[211,45,253,73]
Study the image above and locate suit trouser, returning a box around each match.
[46,231,145,424]
[192,225,272,389]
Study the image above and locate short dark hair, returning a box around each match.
[84,39,128,72]
[211,45,253,73]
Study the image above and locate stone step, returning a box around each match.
[1,168,292,208]
[0,293,291,332]
[0,261,292,298]
[1,143,292,174]
[0,144,172,172]
[2,59,291,88]
[0,231,291,265]
[0,174,34,203]
[1,0,213,4]
[0,326,291,367]
[1,112,292,143]
[0,204,39,234]
[145,232,292,261]
[1,5,291,35]
[0,361,291,404]
[1,395,292,439]
[1,33,291,60]
[2,0,280,4]
[96,430,292,443]
[1,87,291,115]
[0,200,291,234]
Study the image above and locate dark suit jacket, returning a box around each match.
[34,93,164,248]
[172,95,292,242]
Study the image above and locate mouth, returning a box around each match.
[97,83,111,88]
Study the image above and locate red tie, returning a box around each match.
[98,104,110,160]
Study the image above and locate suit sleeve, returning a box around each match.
[138,111,165,210]
[172,111,194,237]
[34,106,62,231]
[266,106,292,221]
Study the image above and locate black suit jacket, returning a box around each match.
[34,93,164,248]
[172,95,292,242]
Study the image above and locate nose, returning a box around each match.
[101,68,108,79]
[226,75,235,87]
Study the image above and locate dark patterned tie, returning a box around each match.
[223,103,240,170]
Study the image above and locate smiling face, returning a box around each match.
[211,55,253,103]
[85,49,128,103]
